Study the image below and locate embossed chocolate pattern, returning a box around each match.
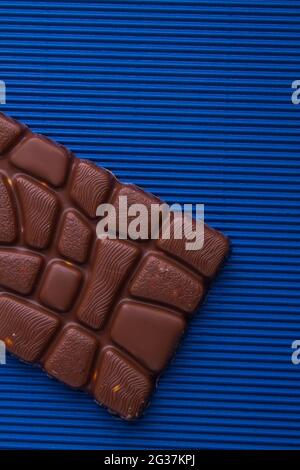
[0,112,229,419]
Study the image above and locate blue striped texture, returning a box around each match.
[0,0,300,450]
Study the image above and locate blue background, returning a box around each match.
[0,0,300,450]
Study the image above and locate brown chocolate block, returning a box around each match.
[110,184,161,239]
[0,294,59,362]
[0,112,229,419]
[157,218,229,280]
[0,113,23,154]
[129,254,205,314]
[0,249,43,295]
[77,239,140,330]
[0,174,18,243]
[10,135,70,187]
[57,210,92,264]
[44,326,97,388]
[15,175,59,249]
[111,302,185,373]
[70,160,112,218]
[93,348,152,420]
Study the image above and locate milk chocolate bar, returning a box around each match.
[0,112,229,419]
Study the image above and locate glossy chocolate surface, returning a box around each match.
[0,112,229,419]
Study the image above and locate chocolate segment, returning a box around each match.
[0,249,43,295]
[0,295,59,362]
[93,348,152,419]
[111,184,160,239]
[15,175,59,249]
[57,210,92,264]
[10,135,70,187]
[39,261,82,313]
[111,302,185,373]
[0,112,229,419]
[0,113,23,154]
[0,174,18,243]
[157,217,230,280]
[70,160,113,218]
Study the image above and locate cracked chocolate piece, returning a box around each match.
[0,112,229,419]
[111,302,186,373]
[57,210,92,264]
[129,254,205,314]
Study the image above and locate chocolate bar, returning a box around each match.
[0,112,229,419]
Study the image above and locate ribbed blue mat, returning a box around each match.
[0,0,300,450]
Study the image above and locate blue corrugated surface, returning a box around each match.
[0,0,300,450]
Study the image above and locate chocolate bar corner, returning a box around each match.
[0,112,229,419]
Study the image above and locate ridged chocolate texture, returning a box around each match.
[0,112,229,419]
